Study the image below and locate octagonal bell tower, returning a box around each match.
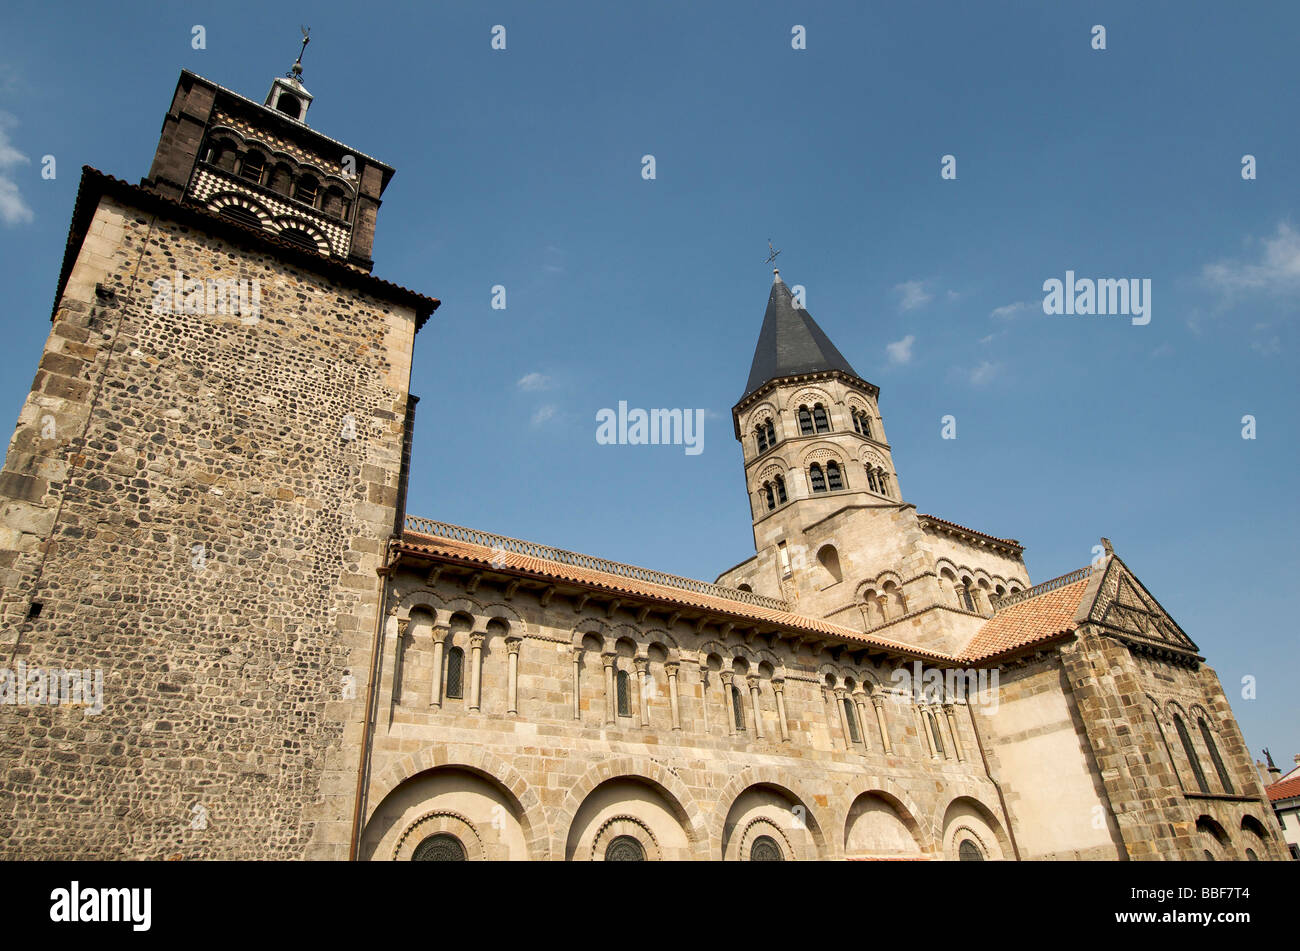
[717,270,919,621]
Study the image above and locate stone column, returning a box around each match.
[571,647,583,720]
[602,652,617,725]
[943,703,964,762]
[429,627,447,708]
[773,679,790,742]
[665,662,681,731]
[392,618,410,705]
[698,666,710,734]
[872,693,892,753]
[634,657,650,728]
[506,637,522,715]
[747,675,764,739]
[468,633,485,712]
[720,671,737,736]
[853,690,871,752]
[834,688,852,748]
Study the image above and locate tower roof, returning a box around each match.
[742,270,860,399]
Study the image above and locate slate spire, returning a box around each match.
[741,269,859,399]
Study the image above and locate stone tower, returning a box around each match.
[0,64,437,859]
[719,271,916,620]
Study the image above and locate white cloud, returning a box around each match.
[885,334,915,365]
[517,372,552,391]
[990,301,1030,320]
[969,361,1001,385]
[0,112,33,226]
[530,404,557,427]
[894,280,932,312]
[1204,223,1300,295]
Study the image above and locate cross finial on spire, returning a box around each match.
[764,239,782,267]
[290,25,311,79]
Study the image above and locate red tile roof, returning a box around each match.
[1265,776,1300,804]
[397,531,953,662]
[959,575,1093,662]
[916,513,1023,551]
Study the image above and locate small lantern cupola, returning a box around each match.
[265,28,314,123]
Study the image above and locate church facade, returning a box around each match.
[0,66,1286,861]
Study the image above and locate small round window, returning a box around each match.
[750,835,784,861]
[958,838,984,861]
[605,835,646,861]
[412,833,466,861]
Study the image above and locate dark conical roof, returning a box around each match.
[741,271,859,399]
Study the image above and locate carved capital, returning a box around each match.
[601,651,618,667]
[633,657,649,675]
[771,678,785,695]
[468,633,485,650]
[664,661,680,679]
[746,674,761,690]
[506,636,523,656]
[396,618,410,638]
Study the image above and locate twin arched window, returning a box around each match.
[809,461,844,494]
[1198,718,1234,794]
[761,475,788,512]
[851,408,873,438]
[755,419,777,454]
[796,403,831,435]
[865,465,891,498]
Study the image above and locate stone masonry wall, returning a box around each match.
[0,194,417,859]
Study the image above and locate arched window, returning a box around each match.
[275,92,302,119]
[322,186,348,219]
[412,833,466,861]
[960,583,976,613]
[764,420,777,447]
[616,669,631,717]
[812,404,830,433]
[1198,718,1234,793]
[877,470,891,497]
[928,712,946,756]
[774,475,787,504]
[798,406,814,435]
[809,464,827,493]
[958,839,984,861]
[826,461,843,490]
[445,647,464,699]
[817,544,842,583]
[293,175,319,207]
[605,836,646,861]
[842,697,860,743]
[205,138,238,172]
[221,205,263,230]
[763,483,776,511]
[1245,848,1258,861]
[860,413,873,439]
[750,835,784,861]
[268,163,293,195]
[1174,714,1209,793]
[731,684,746,731]
[278,227,319,251]
[239,150,265,184]
[756,426,769,454]
[866,466,879,493]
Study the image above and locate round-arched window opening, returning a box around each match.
[1203,850,1215,861]
[605,835,646,861]
[1245,848,1258,861]
[750,835,784,861]
[411,833,466,861]
[221,205,264,230]
[276,93,302,119]
[278,227,320,251]
[958,838,984,861]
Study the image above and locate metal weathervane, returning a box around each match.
[765,239,782,267]
[290,26,310,78]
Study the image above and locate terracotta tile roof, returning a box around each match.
[396,531,952,662]
[1265,776,1300,804]
[959,574,1093,662]
[916,513,1022,550]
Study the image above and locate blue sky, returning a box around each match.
[0,2,1295,765]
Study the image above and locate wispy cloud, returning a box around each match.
[517,372,553,391]
[990,301,1030,320]
[1203,223,1300,297]
[885,334,915,364]
[0,112,33,227]
[530,404,557,427]
[968,361,1001,385]
[894,280,932,312]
